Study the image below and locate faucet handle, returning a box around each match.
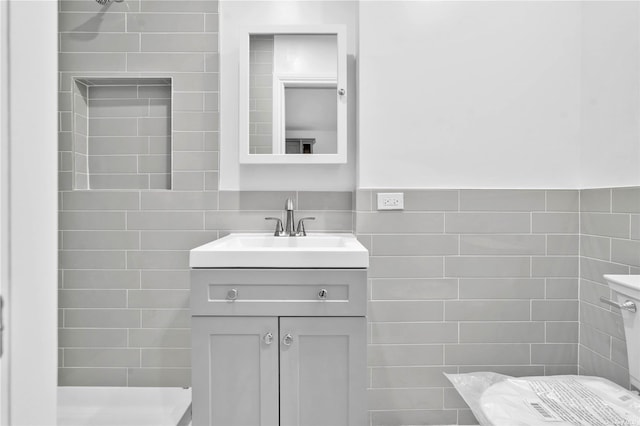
[296,217,316,236]
[265,217,284,236]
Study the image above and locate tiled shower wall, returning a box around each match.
[578,187,640,389]
[58,0,220,386]
[356,189,580,425]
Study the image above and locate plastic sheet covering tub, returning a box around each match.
[445,372,640,426]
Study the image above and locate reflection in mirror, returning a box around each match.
[249,35,274,154]
[248,34,338,155]
[285,86,337,154]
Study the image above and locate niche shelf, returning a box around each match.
[72,77,173,190]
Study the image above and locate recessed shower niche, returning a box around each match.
[72,77,172,190]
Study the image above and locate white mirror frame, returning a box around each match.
[238,25,347,164]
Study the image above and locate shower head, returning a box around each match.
[95,0,124,5]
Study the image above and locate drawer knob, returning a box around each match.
[282,333,294,346]
[263,332,273,345]
[318,289,328,300]
[226,289,238,301]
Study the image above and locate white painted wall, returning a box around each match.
[579,1,640,188]
[219,0,357,190]
[224,1,639,190]
[359,1,583,189]
[5,1,58,424]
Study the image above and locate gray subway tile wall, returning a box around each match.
[358,189,580,425]
[579,187,640,390]
[58,0,217,387]
[359,187,637,424]
[57,2,640,425]
[58,190,352,386]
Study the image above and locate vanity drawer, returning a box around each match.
[191,269,366,316]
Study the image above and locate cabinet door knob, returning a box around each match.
[263,332,273,345]
[282,333,294,346]
[318,288,328,300]
[226,289,238,300]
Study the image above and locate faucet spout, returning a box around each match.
[284,198,295,236]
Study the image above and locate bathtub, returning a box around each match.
[58,386,192,426]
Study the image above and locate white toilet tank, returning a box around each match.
[604,275,640,390]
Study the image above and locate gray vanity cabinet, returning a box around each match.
[191,316,279,426]
[279,316,365,426]
[191,269,367,426]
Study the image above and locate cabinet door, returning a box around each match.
[279,317,366,426]
[192,317,279,426]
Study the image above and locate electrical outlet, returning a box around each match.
[377,192,404,210]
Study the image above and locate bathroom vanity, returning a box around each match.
[189,233,368,426]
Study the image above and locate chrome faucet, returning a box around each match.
[284,198,295,236]
[265,198,315,236]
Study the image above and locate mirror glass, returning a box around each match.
[284,86,337,154]
[240,29,345,163]
[249,34,337,155]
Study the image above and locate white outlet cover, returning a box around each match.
[377,192,404,210]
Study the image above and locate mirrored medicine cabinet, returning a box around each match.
[238,25,347,164]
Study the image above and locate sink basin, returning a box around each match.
[189,233,369,268]
[604,274,640,299]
